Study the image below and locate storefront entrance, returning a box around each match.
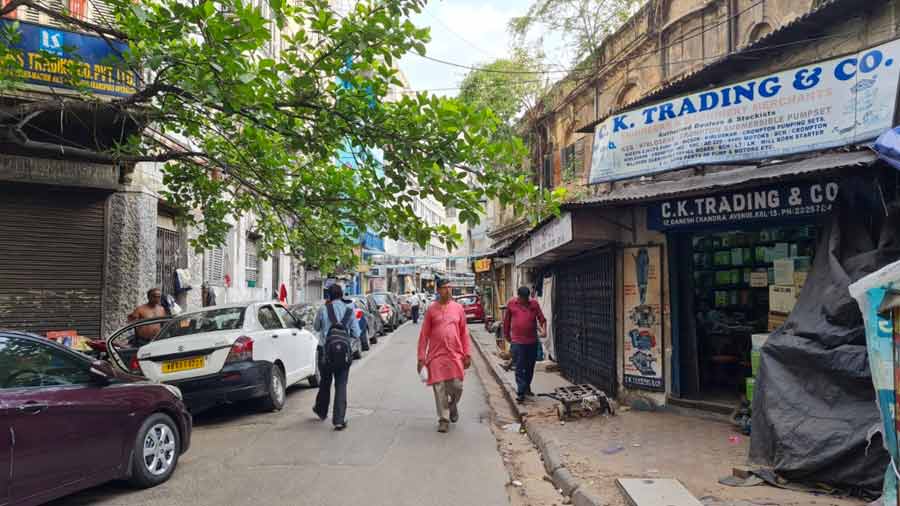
[554,249,617,394]
[670,223,821,406]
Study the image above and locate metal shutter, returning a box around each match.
[0,185,107,338]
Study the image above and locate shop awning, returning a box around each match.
[566,150,878,208]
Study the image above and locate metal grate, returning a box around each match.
[554,249,617,395]
[156,227,180,296]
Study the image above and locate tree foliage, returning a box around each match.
[0,0,559,271]
[457,50,547,141]
[509,0,645,66]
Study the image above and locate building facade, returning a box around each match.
[486,0,900,412]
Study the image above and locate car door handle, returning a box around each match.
[291,332,298,336]
[18,402,48,415]
[272,334,279,339]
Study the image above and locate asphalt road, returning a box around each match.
[51,322,510,506]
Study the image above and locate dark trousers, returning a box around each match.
[511,342,538,397]
[412,305,420,323]
[314,356,351,426]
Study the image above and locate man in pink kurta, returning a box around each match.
[417,278,472,433]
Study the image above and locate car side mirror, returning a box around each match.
[296,320,305,329]
[89,360,116,383]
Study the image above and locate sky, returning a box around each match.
[397,0,565,97]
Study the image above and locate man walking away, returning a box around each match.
[410,292,421,324]
[417,278,472,433]
[504,286,547,403]
[313,284,360,430]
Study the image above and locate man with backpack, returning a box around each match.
[313,283,360,431]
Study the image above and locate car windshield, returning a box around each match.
[456,296,476,305]
[291,304,320,325]
[372,294,389,305]
[157,307,246,339]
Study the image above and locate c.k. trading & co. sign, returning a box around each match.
[2,19,137,97]
[590,39,900,183]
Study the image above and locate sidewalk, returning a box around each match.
[469,327,866,506]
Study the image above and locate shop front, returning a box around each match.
[651,176,847,408]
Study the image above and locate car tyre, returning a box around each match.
[129,413,180,489]
[361,324,371,352]
[259,364,286,412]
[308,353,321,387]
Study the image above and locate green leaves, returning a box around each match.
[0,0,556,272]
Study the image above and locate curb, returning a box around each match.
[470,331,603,506]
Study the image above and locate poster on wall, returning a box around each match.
[590,39,900,183]
[622,246,664,392]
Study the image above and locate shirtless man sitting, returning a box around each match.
[128,288,167,342]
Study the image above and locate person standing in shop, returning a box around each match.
[503,286,547,403]
[417,278,472,433]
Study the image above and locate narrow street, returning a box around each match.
[50,323,511,506]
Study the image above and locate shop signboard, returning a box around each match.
[590,39,900,183]
[1,19,137,97]
[515,212,573,267]
[647,180,839,230]
[622,245,664,392]
[474,258,492,273]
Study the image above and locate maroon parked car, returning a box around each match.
[0,330,192,506]
[455,294,486,322]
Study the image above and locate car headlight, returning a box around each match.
[161,383,183,400]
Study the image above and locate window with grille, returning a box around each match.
[69,0,86,19]
[246,236,260,288]
[446,207,457,219]
[542,154,552,190]
[2,0,17,18]
[205,246,225,287]
[88,0,115,26]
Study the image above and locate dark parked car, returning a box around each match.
[368,292,401,330]
[348,295,381,346]
[289,301,364,358]
[455,294,486,322]
[0,330,191,506]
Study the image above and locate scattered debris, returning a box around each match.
[632,443,642,447]
[503,423,522,433]
[544,384,615,421]
[728,435,742,445]
[512,480,523,487]
[602,444,625,455]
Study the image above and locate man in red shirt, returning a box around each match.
[417,278,472,433]
[504,286,547,403]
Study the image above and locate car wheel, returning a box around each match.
[259,364,286,412]
[129,413,180,489]
[308,353,321,387]
[361,325,371,352]
[370,335,378,344]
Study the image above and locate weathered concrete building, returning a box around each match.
[486,0,900,412]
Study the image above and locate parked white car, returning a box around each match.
[107,302,320,412]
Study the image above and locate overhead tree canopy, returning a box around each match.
[0,0,559,272]
[509,0,645,66]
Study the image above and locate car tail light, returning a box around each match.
[380,305,390,314]
[129,355,142,373]
[226,336,254,363]
[355,309,363,320]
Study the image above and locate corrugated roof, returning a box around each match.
[578,0,868,133]
[565,150,877,207]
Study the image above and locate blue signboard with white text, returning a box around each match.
[647,180,839,230]
[1,19,136,97]
[590,39,900,183]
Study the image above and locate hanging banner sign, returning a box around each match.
[474,258,492,272]
[623,246,664,392]
[1,19,137,97]
[590,39,900,183]
[647,180,839,230]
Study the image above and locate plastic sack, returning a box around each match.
[419,365,429,384]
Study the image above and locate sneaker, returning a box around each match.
[516,394,525,403]
[437,420,449,433]
[313,407,327,421]
[449,406,459,423]
[334,422,347,431]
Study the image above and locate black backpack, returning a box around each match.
[324,303,354,368]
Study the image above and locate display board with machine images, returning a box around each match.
[622,245,665,392]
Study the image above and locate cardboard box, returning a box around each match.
[750,271,769,287]
[769,285,798,314]
[768,312,788,331]
[774,258,796,286]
